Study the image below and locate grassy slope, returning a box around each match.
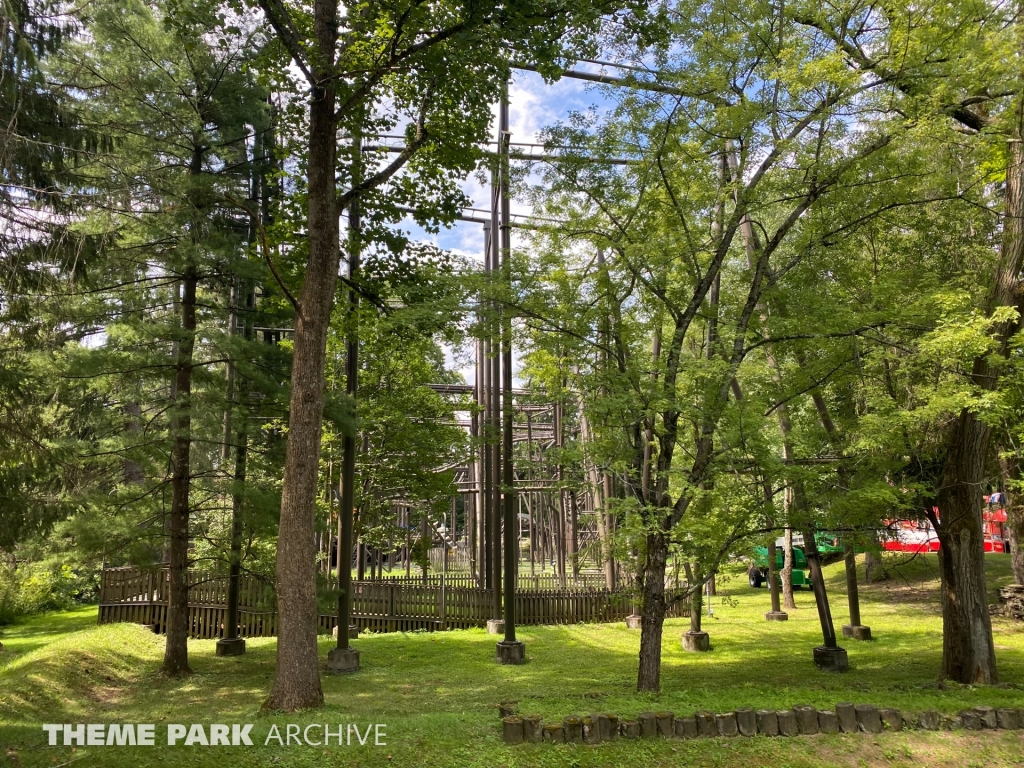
[0,553,1021,768]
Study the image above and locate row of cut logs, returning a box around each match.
[991,584,1024,621]
[501,703,1024,744]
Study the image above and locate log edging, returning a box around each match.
[501,703,1024,744]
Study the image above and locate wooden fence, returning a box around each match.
[370,571,619,591]
[97,566,688,638]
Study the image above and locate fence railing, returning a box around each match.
[369,571,620,591]
[97,566,689,638]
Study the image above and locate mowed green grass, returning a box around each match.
[1,553,1022,767]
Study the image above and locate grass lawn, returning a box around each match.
[1,553,1022,767]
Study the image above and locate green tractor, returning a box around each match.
[748,545,810,589]
[748,533,844,589]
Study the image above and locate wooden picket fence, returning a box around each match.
[97,566,688,638]
[371,571,617,591]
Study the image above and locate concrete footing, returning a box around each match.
[682,631,710,652]
[326,646,360,674]
[842,624,872,641]
[625,614,642,629]
[765,611,789,621]
[813,645,849,672]
[486,619,505,635]
[496,639,526,665]
[331,625,359,640]
[215,637,246,657]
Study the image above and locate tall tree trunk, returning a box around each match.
[782,525,797,609]
[637,531,668,692]
[767,537,782,611]
[123,402,144,484]
[163,266,197,676]
[864,549,883,583]
[683,562,702,632]
[222,279,252,648]
[931,137,1021,684]
[266,0,338,710]
[934,425,998,683]
[580,409,615,588]
[602,474,617,589]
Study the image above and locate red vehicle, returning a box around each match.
[882,495,1007,553]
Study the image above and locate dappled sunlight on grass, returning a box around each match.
[1,555,1022,766]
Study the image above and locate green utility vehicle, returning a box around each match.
[748,545,811,588]
[748,533,844,589]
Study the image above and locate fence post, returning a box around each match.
[440,574,447,631]
[388,582,396,633]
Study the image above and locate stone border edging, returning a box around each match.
[499,703,1024,744]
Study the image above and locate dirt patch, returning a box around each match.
[88,685,125,706]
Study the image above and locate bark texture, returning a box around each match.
[637,533,668,691]
[782,526,797,609]
[1008,492,1024,584]
[266,0,337,710]
[163,268,197,676]
[934,425,998,683]
[931,139,1021,684]
[864,549,882,583]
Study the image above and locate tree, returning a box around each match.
[789,0,1022,685]
[252,0,633,710]
[54,0,272,674]
[516,0,1016,691]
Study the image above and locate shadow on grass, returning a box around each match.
[2,558,1022,730]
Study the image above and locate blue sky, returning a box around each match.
[401,68,609,258]
[391,67,614,384]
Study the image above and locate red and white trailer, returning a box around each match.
[882,496,1007,553]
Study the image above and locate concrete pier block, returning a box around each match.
[682,630,710,652]
[326,646,360,674]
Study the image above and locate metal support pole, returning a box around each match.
[482,227,494,594]
[500,82,517,644]
[489,148,502,621]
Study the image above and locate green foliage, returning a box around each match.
[0,562,97,624]
[1,559,1023,765]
